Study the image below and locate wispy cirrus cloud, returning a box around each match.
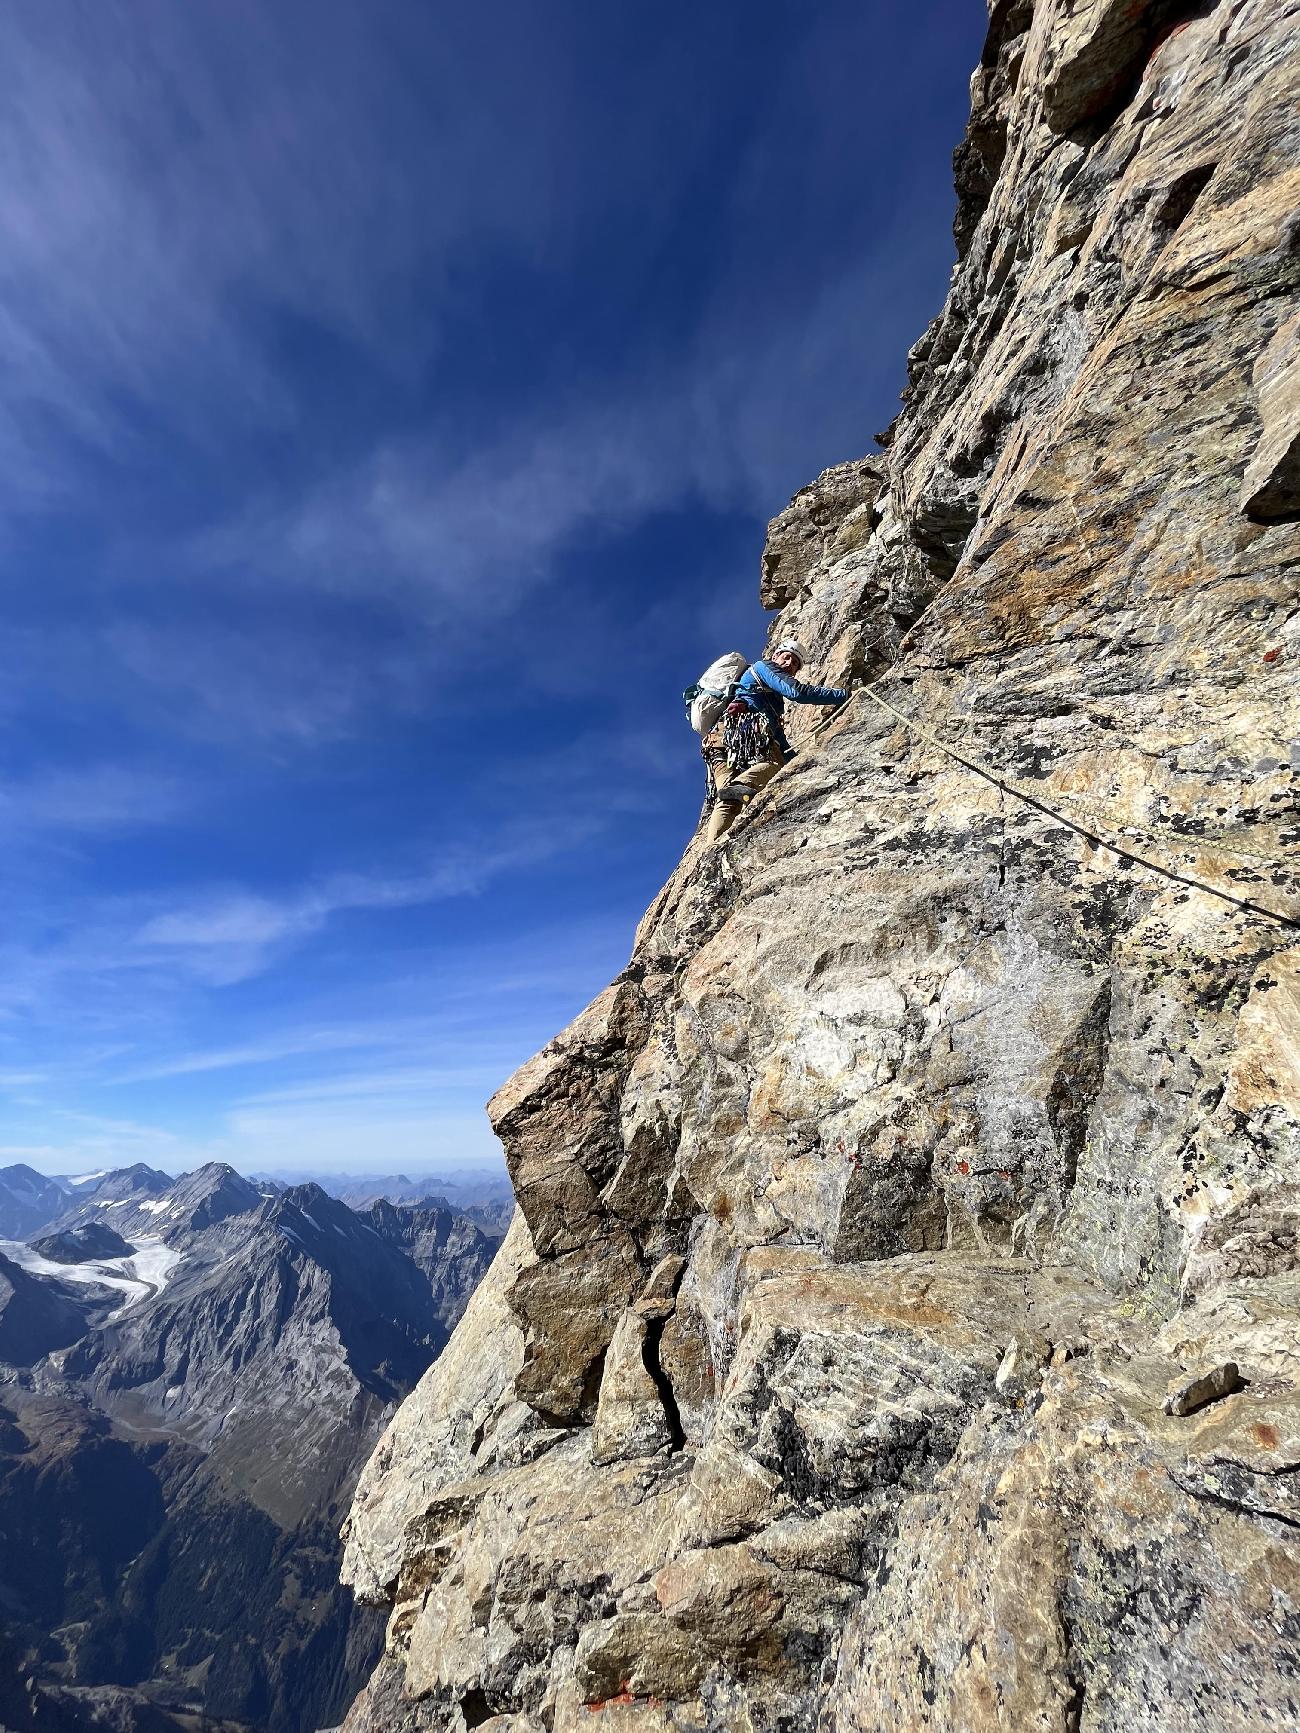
[0,808,609,1038]
[107,1023,432,1087]
[0,914,635,1176]
[0,0,779,524]
[0,2,960,766]
[190,244,940,630]
[102,619,429,748]
[0,1,607,502]
[232,1063,509,1111]
[131,817,606,986]
[0,763,191,834]
[0,613,429,751]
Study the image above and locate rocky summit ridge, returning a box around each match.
[340,4,1300,1730]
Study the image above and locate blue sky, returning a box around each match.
[1,0,985,1178]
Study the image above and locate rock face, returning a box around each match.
[341,4,1300,1729]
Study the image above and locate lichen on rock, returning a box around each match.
[341,3,1300,1728]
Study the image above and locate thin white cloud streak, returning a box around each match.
[0,616,430,752]
[88,907,637,1094]
[111,1022,543,1094]
[194,244,941,627]
[0,764,190,835]
[108,1023,434,1086]
[0,901,632,1074]
[104,621,429,749]
[11,1106,201,1172]
[4,239,933,755]
[131,817,604,987]
[0,0,965,770]
[6,257,942,799]
[222,1105,502,1170]
[0,906,637,1179]
[1,57,953,755]
[232,1064,509,1110]
[0,805,611,1037]
[0,0,737,522]
[116,722,674,994]
[4,1102,505,1178]
[0,1014,514,1162]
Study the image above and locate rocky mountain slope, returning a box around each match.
[31,1223,136,1263]
[0,1164,71,1239]
[339,4,1300,1729]
[362,1199,506,1335]
[0,1167,500,1733]
[40,1160,262,1243]
[0,1252,87,1367]
[57,1180,442,1522]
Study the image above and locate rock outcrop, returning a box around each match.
[341,4,1300,1728]
[31,1223,135,1264]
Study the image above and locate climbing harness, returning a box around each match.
[807,684,1299,930]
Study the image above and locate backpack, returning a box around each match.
[684,652,748,734]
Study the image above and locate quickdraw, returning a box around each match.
[721,707,773,774]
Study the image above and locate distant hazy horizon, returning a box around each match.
[7,1152,512,1185]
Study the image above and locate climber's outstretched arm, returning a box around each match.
[752,659,846,706]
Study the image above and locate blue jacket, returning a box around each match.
[735,660,847,759]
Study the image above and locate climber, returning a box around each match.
[702,639,847,843]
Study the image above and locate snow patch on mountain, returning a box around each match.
[0,1236,182,1315]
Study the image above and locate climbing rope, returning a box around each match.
[808,683,1299,929]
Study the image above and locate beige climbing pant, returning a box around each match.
[705,752,783,843]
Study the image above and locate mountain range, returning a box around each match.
[251,1169,514,1229]
[0,1165,96,1241]
[0,1159,505,1733]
